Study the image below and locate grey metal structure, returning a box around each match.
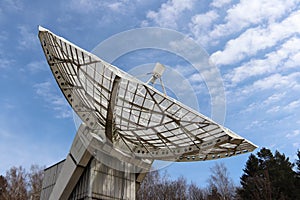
[38,26,257,200]
[40,129,145,199]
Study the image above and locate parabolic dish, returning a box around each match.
[38,26,257,163]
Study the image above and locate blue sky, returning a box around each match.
[1,0,300,187]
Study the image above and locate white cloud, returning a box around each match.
[0,32,14,69]
[226,56,277,85]
[173,64,196,76]
[286,130,300,138]
[209,0,298,41]
[0,31,8,42]
[68,0,135,14]
[225,37,300,85]
[245,119,267,130]
[34,81,72,119]
[251,72,300,91]
[293,142,300,148]
[107,2,123,11]
[68,0,102,13]
[145,0,196,28]
[189,73,203,83]
[189,10,219,46]
[26,60,48,73]
[237,91,289,114]
[284,100,300,111]
[211,9,300,66]
[0,57,15,69]
[240,91,287,114]
[266,105,281,113]
[266,99,300,114]
[263,92,286,105]
[190,11,219,31]
[230,72,300,105]
[266,100,300,114]
[1,0,23,12]
[172,65,208,95]
[0,98,16,110]
[210,0,232,8]
[286,52,300,69]
[18,25,39,50]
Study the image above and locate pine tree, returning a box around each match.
[296,150,300,175]
[237,148,298,200]
[238,154,263,200]
[295,150,300,199]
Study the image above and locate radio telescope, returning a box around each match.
[38,26,257,200]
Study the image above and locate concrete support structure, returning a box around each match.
[40,125,150,200]
[41,157,147,200]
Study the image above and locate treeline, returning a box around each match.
[137,148,300,200]
[0,165,44,200]
[137,162,235,200]
[0,148,299,200]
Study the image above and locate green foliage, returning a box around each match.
[237,147,299,200]
[296,150,300,197]
[296,150,300,174]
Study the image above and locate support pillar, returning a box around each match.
[40,124,152,200]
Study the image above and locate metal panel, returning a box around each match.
[40,160,65,200]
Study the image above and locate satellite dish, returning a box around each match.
[38,26,257,200]
[38,26,257,166]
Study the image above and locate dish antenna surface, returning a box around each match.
[38,26,257,200]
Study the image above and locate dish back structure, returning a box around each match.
[38,26,257,200]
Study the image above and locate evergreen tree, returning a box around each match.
[238,154,263,200]
[237,147,298,200]
[295,150,300,199]
[296,150,300,175]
